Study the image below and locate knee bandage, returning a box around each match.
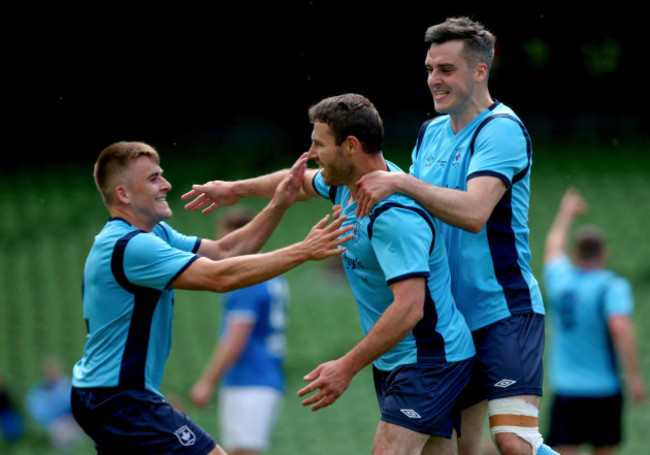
[488,398,543,455]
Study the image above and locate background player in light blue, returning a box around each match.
[71,141,353,455]
[191,208,290,455]
[184,93,475,455]
[543,187,645,455]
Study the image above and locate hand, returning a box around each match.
[355,170,395,218]
[331,204,343,220]
[190,381,213,407]
[302,214,354,260]
[628,373,646,405]
[272,152,308,209]
[182,181,240,214]
[560,187,587,218]
[297,359,354,411]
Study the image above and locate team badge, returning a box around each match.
[174,425,196,446]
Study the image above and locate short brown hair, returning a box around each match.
[424,16,496,71]
[308,93,383,154]
[573,225,606,263]
[94,141,160,206]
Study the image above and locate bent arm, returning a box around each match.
[298,278,425,411]
[357,171,505,233]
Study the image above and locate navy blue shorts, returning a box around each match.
[373,358,474,438]
[546,394,623,447]
[461,313,545,408]
[71,387,216,454]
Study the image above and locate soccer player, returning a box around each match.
[70,141,353,455]
[186,93,476,455]
[191,208,290,455]
[543,188,646,455]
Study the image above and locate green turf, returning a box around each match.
[0,138,648,454]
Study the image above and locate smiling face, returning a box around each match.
[425,40,489,131]
[308,121,355,187]
[120,156,173,230]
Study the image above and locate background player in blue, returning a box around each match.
[352,17,556,455]
[71,141,353,455]
[191,208,290,455]
[543,188,646,455]
[185,93,476,455]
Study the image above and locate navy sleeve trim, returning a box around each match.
[386,271,430,286]
[165,254,201,289]
[368,202,436,255]
[467,170,511,189]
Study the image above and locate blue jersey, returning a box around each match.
[220,276,289,391]
[313,162,475,371]
[410,101,544,331]
[72,218,201,397]
[543,256,633,396]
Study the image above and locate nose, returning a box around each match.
[307,146,318,161]
[161,176,172,191]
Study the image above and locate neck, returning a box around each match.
[348,153,386,203]
[450,91,494,134]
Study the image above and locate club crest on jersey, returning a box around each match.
[174,425,196,446]
[451,147,463,168]
[350,219,361,242]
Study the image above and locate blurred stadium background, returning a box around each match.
[2,2,648,454]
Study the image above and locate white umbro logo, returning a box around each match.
[400,409,422,419]
[494,379,517,388]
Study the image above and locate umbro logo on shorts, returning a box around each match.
[400,409,422,419]
[494,379,517,388]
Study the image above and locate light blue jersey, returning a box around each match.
[313,162,475,372]
[72,218,201,397]
[220,276,289,391]
[543,256,633,396]
[410,101,544,331]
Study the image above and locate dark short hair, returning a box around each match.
[424,16,496,70]
[573,225,606,262]
[308,93,383,154]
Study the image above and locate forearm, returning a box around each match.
[544,210,573,261]
[342,281,423,374]
[179,244,311,293]
[211,199,289,259]
[199,328,250,386]
[394,173,498,233]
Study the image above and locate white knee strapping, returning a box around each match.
[488,397,543,455]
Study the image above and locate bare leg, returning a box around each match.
[458,400,488,455]
[372,420,431,455]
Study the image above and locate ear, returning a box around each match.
[344,136,360,157]
[114,185,131,205]
[475,62,489,83]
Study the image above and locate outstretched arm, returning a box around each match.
[297,277,425,411]
[172,213,353,293]
[544,187,586,262]
[183,152,320,215]
[197,153,308,260]
[355,171,506,233]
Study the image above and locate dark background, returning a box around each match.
[7,2,647,170]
